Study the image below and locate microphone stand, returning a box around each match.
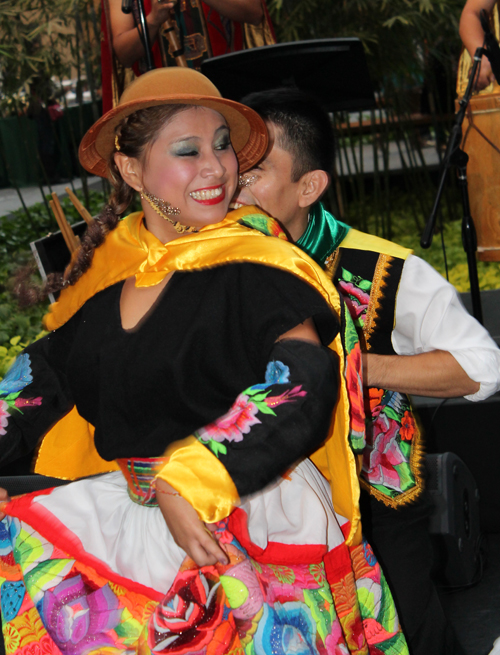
[421,47,484,324]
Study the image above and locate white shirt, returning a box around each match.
[392,255,500,401]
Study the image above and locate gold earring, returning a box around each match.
[238,173,258,188]
[140,188,198,234]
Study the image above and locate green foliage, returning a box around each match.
[0,189,107,364]
[398,220,500,292]
[0,252,48,348]
[0,189,105,257]
[0,0,101,115]
[269,0,464,87]
[0,334,46,380]
[348,191,500,292]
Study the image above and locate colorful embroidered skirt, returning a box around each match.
[0,460,408,654]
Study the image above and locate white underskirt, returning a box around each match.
[33,459,346,594]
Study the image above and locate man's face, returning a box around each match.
[232,122,308,239]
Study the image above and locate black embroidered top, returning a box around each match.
[0,263,339,485]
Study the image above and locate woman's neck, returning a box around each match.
[142,205,198,244]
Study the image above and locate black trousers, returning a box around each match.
[360,490,466,655]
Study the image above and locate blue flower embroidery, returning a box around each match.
[254,602,319,655]
[0,354,33,396]
[362,539,377,567]
[265,360,290,385]
[253,361,291,391]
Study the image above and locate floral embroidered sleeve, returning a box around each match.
[0,317,77,467]
[157,338,339,517]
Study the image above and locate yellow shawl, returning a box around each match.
[36,206,362,545]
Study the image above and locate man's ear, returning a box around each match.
[114,152,143,192]
[298,170,330,209]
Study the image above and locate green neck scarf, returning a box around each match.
[296,203,350,267]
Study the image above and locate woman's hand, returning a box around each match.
[0,487,11,520]
[156,479,228,567]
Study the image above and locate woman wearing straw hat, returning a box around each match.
[0,68,407,654]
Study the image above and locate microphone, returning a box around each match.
[122,0,133,14]
[479,8,500,84]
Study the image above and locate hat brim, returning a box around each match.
[79,94,268,177]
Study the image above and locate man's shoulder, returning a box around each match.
[339,228,412,261]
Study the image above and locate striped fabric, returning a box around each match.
[116,456,167,506]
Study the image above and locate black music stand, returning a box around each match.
[201,38,375,113]
[30,221,87,303]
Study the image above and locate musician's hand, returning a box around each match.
[475,55,495,90]
[0,487,11,520]
[148,0,176,28]
[156,479,228,567]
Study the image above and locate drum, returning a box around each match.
[461,92,500,261]
[457,6,500,262]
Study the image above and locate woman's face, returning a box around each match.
[138,106,238,231]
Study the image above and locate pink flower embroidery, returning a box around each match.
[265,386,306,409]
[338,281,370,320]
[14,397,42,409]
[363,414,406,491]
[0,400,9,435]
[345,343,365,439]
[197,394,261,444]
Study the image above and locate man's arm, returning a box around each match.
[204,0,263,25]
[363,350,480,397]
[110,0,263,68]
[459,0,497,90]
[109,0,175,67]
[374,255,500,400]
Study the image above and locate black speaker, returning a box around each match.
[426,453,481,587]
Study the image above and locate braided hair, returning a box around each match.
[19,104,190,305]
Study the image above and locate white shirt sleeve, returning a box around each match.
[392,254,500,401]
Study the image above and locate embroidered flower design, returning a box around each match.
[196,361,307,458]
[253,602,320,655]
[338,269,371,325]
[239,214,289,241]
[0,354,33,395]
[0,400,10,436]
[345,342,365,452]
[220,559,264,619]
[400,410,416,442]
[2,623,20,653]
[365,388,384,419]
[42,576,122,654]
[265,386,306,409]
[148,569,226,653]
[252,359,291,391]
[363,414,407,492]
[0,353,42,421]
[197,394,261,446]
[265,360,291,385]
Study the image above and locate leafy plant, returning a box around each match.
[0,189,108,353]
[0,334,46,380]
[268,0,464,92]
[0,0,101,114]
[0,189,105,257]
[344,190,500,293]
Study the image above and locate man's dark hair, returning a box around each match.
[242,87,335,183]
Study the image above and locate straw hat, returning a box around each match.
[79,68,268,177]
